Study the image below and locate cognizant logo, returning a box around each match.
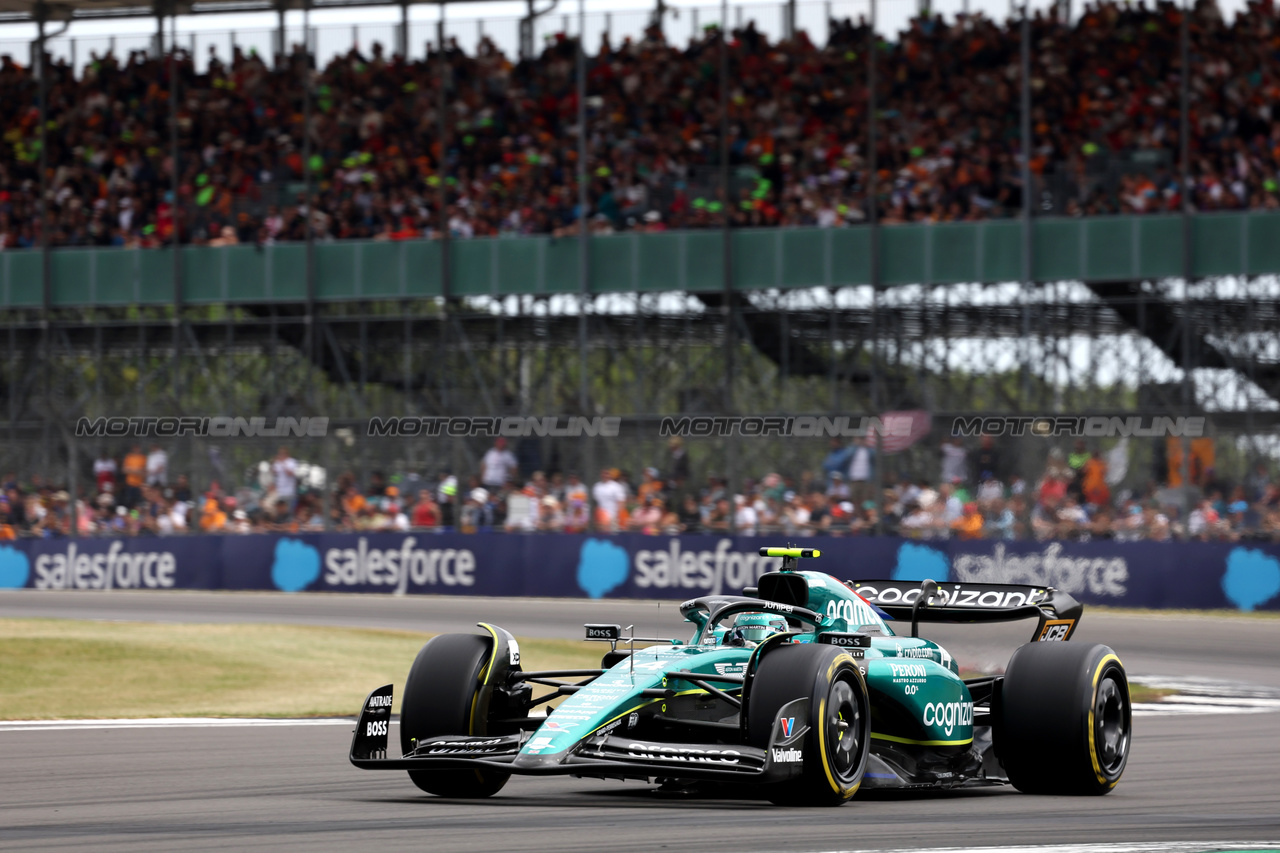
[922,701,973,736]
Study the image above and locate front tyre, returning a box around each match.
[998,642,1131,795]
[747,644,870,806]
[400,633,510,798]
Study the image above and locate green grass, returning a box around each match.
[1126,684,1175,703]
[0,618,1179,719]
[0,619,602,720]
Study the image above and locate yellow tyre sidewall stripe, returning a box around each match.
[1087,652,1124,788]
[817,653,861,799]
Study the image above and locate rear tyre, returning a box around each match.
[400,633,510,798]
[747,644,870,806]
[998,642,1131,795]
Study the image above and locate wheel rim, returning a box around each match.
[1094,671,1130,777]
[825,677,862,784]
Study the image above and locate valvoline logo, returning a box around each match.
[780,717,795,738]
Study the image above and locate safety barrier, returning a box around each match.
[2,532,1277,612]
[4,212,1280,307]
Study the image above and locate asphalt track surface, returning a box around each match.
[2,590,1280,852]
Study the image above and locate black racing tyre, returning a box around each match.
[998,642,1131,795]
[400,633,510,798]
[747,643,870,806]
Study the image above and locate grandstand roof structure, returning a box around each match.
[0,0,515,24]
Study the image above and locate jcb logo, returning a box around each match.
[366,720,388,737]
[1038,620,1073,642]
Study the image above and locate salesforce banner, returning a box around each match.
[0,533,1278,612]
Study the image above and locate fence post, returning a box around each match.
[399,0,409,58]
[438,7,451,301]
[170,8,183,406]
[1179,0,1193,493]
[303,0,316,371]
[578,0,593,500]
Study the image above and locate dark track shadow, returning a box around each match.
[350,780,1011,810]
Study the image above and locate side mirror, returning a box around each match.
[584,624,621,641]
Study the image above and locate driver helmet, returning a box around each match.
[724,612,788,647]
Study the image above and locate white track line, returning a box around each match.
[1134,698,1280,717]
[0,717,358,732]
[1131,676,1280,700]
[775,843,1280,853]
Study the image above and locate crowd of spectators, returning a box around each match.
[4,432,1280,542]
[2,0,1279,250]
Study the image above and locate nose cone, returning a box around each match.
[510,750,570,771]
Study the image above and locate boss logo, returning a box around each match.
[818,632,871,648]
[365,720,388,737]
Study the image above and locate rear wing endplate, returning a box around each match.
[845,579,1082,642]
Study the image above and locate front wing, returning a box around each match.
[350,684,806,783]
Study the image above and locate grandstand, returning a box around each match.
[0,0,1278,541]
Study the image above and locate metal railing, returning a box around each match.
[0,0,844,74]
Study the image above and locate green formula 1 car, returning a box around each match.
[350,548,1132,805]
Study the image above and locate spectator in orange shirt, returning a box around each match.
[200,495,228,531]
[341,483,366,518]
[122,444,146,508]
[1081,451,1111,507]
[637,467,664,503]
[953,502,984,540]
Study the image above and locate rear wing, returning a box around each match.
[845,579,1083,643]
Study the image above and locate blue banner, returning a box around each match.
[0,532,1278,612]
